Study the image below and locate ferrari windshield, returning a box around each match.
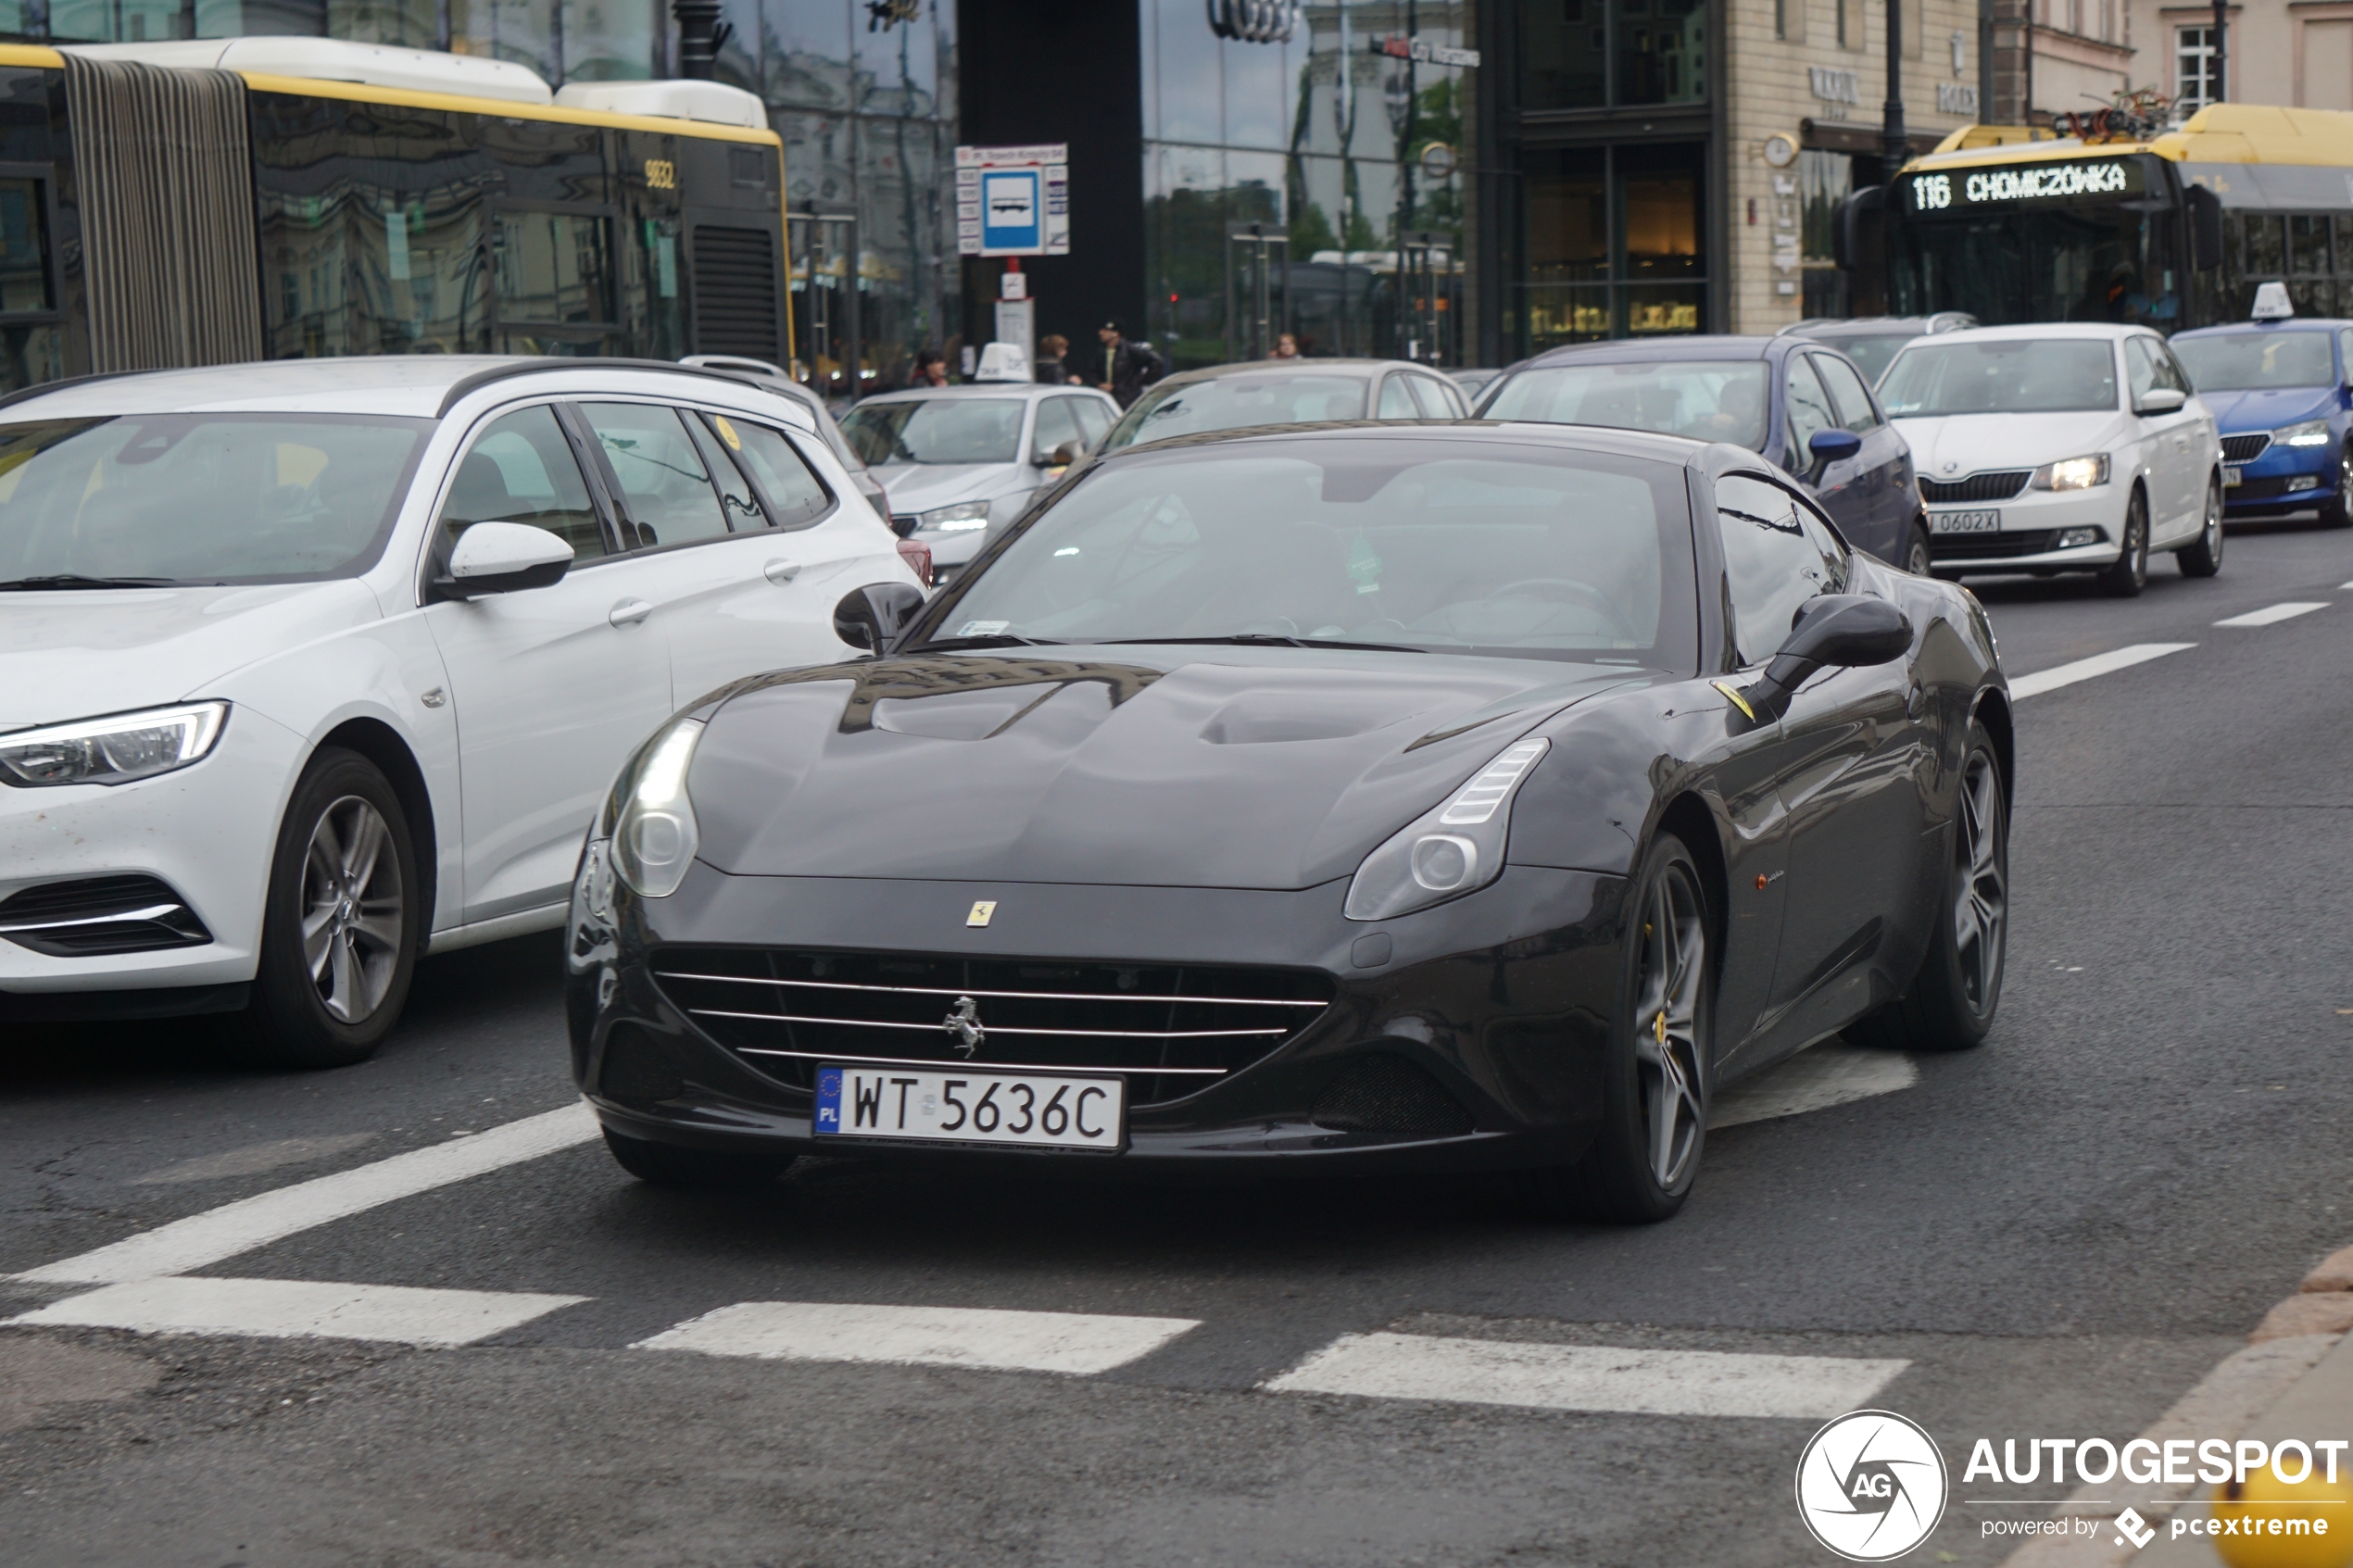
[0,414,428,586]
[1104,372,1369,450]
[927,439,1696,664]
[1478,361,1769,450]
[2172,331,2336,392]
[1880,337,2120,416]
[839,398,1025,465]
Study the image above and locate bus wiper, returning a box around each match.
[918,633,1066,649]
[1102,633,1424,653]
[0,574,182,590]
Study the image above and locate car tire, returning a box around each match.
[2321,452,2353,530]
[226,747,420,1070]
[2098,489,2148,597]
[1518,833,1713,1225]
[2177,476,2224,578]
[1901,519,1933,576]
[602,1127,796,1186]
[1847,720,2007,1054]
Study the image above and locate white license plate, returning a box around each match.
[813,1064,1126,1150]
[1930,509,2001,534]
[2224,465,2244,487]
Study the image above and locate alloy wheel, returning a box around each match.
[1632,864,1707,1191]
[1951,751,2007,1013]
[299,795,405,1023]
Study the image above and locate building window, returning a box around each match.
[1518,141,1705,347]
[2176,26,2218,113]
[1836,0,1849,49]
[1520,0,1707,110]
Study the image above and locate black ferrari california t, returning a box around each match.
[566,421,2011,1222]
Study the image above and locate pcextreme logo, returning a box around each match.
[1796,1411,1951,1562]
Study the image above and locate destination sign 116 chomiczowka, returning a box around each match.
[1906,158,2144,213]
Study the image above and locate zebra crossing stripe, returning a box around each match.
[6,1276,587,1348]
[635,1299,1201,1375]
[1264,1333,1908,1419]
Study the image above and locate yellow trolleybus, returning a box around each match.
[0,36,791,395]
[1883,104,2353,331]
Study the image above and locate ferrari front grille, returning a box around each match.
[653,947,1334,1107]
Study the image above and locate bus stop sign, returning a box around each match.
[958,144,1069,257]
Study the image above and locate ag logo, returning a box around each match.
[1795,1410,1949,1562]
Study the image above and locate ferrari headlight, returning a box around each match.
[2031,455,2109,492]
[605,718,705,898]
[917,500,991,532]
[0,701,228,787]
[2274,419,2330,447]
[1343,737,1550,922]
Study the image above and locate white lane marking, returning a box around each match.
[2213,601,2328,628]
[636,1300,1201,1375]
[6,1276,586,1348]
[2008,643,2196,699]
[2340,581,2353,592]
[1707,1041,1919,1130]
[11,1102,599,1286]
[1264,1334,1908,1419]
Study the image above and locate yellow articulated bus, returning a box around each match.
[1882,103,2353,331]
[0,36,791,395]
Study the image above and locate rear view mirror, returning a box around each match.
[1735,595,1913,721]
[834,581,927,654]
[1807,429,1863,470]
[1052,439,1084,465]
[2136,387,2188,415]
[435,521,573,600]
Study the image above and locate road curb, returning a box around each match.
[2001,1245,2353,1567]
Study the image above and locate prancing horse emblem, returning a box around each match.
[943,996,985,1058]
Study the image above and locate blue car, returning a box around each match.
[1476,335,1931,571]
[2171,307,2353,529]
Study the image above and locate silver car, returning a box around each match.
[838,383,1120,584]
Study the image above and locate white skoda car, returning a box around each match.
[1879,323,2224,594]
[0,358,917,1065]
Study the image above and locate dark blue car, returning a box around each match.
[1476,335,1930,571]
[2171,313,2353,528]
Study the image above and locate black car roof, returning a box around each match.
[1088,416,1743,474]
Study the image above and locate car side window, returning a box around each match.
[1713,472,1843,666]
[579,402,731,549]
[1809,354,1882,432]
[2156,344,2195,395]
[1403,374,1453,417]
[2124,337,2161,405]
[2340,329,2353,385]
[439,404,606,560]
[682,413,768,533]
[1377,374,1419,419]
[718,416,834,530]
[1783,354,1840,456]
[1031,396,1083,461]
[1069,396,1113,447]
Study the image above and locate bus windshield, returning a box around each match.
[2172,331,2336,391]
[1890,207,2182,329]
[1880,339,2120,417]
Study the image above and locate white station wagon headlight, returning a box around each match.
[1344,737,1550,922]
[2274,419,2330,447]
[2031,455,2109,492]
[606,718,705,898]
[917,500,991,532]
[0,701,229,787]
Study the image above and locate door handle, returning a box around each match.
[763,558,801,584]
[609,598,655,626]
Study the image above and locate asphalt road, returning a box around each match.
[4,524,2351,1568]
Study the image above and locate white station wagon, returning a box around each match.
[0,358,917,1065]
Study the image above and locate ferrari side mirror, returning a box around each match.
[1737,595,1913,721]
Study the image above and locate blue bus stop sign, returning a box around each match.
[980,169,1042,253]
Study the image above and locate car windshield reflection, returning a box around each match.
[839,398,1026,465]
[1480,361,1769,450]
[925,441,1695,664]
[1105,373,1370,450]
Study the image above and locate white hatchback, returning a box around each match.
[0,358,917,1064]
[1880,323,2225,595]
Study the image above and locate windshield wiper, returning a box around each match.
[1101,633,1425,653]
[0,574,182,591]
[916,633,1068,649]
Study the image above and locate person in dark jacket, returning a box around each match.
[910,347,950,387]
[1069,320,1165,408]
[1034,333,1068,385]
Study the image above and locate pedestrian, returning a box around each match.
[910,347,950,388]
[1269,332,1300,360]
[1034,333,1068,384]
[1072,320,1166,408]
